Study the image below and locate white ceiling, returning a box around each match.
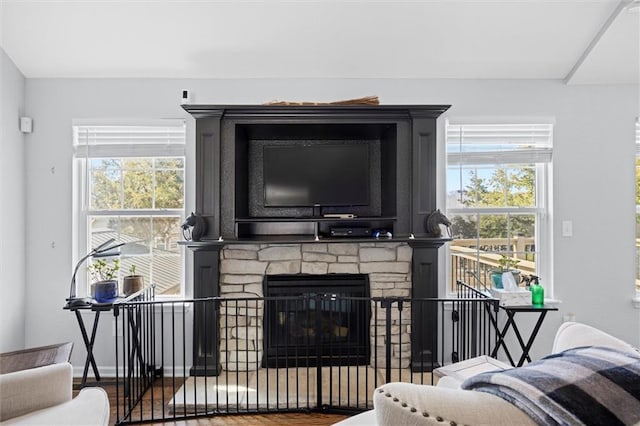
[1,0,638,84]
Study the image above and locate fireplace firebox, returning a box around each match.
[263,274,370,368]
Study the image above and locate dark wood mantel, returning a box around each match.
[183,104,450,119]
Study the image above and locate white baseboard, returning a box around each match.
[73,365,189,379]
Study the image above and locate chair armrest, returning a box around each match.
[552,322,637,354]
[1,388,110,426]
[0,363,73,421]
[374,382,535,426]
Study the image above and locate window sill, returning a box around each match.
[140,299,192,313]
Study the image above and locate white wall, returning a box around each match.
[0,48,26,352]
[23,78,639,371]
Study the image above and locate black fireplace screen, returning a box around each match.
[263,274,371,367]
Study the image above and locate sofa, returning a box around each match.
[0,359,109,425]
[335,322,638,425]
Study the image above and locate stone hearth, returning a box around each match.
[218,242,412,371]
[168,367,436,414]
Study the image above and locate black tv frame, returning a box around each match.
[239,123,390,221]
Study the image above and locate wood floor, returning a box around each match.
[74,379,351,426]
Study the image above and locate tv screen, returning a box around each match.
[263,144,369,207]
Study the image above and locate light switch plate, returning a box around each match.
[19,116,33,133]
[561,220,573,237]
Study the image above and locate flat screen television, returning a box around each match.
[263,143,370,207]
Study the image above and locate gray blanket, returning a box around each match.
[461,346,640,425]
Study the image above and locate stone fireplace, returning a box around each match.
[218,242,412,371]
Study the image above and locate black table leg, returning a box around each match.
[515,311,549,367]
[127,309,147,384]
[75,309,101,386]
[507,312,531,366]
[491,311,517,366]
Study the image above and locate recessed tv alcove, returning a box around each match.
[232,122,398,237]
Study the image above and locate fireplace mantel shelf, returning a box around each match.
[180,236,452,249]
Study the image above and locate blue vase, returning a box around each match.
[93,280,118,303]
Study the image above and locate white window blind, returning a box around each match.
[447,123,553,165]
[74,120,186,158]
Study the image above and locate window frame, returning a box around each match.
[444,118,553,296]
[72,119,187,299]
[635,119,640,297]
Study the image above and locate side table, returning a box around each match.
[490,304,558,367]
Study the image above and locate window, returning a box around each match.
[446,121,553,293]
[73,120,186,297]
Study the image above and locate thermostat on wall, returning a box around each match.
[19,117,33,133]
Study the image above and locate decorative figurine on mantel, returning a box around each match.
[424,209,452,238]
[181,212,207,242]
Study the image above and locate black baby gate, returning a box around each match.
[112,281,499,425]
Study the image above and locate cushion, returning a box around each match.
[552,322,637,354]
[1,387,110,425]
[332,410,377,426]
[0,363,72,421]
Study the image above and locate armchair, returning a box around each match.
[335,322,638,426]
[0,345,109,425]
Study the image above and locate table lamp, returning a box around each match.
[66,238,125,308]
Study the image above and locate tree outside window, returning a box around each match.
[88,157,184,295]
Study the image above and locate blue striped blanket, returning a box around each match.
[461,346,640,425]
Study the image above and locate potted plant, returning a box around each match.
[88,258,120,303]
[122,264,144,296]
[489,254,521,289]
